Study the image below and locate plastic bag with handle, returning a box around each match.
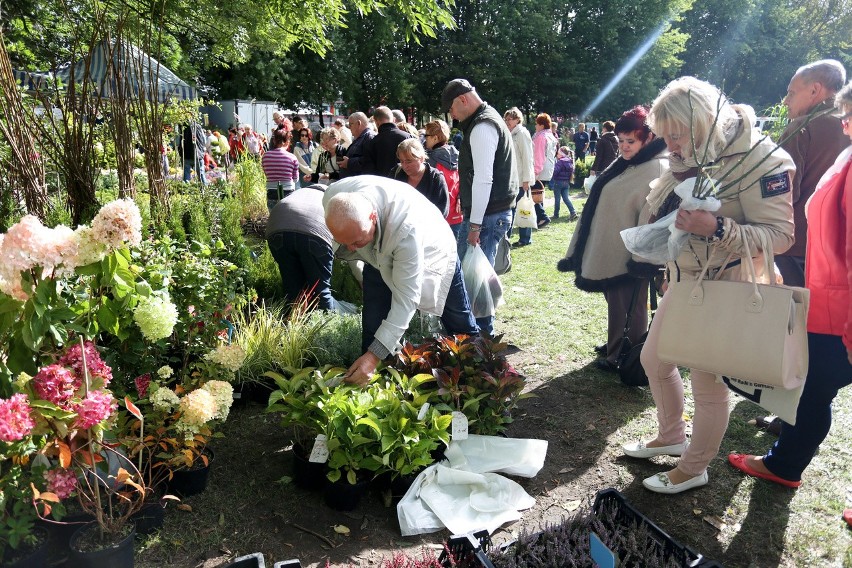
[461,245,504,318]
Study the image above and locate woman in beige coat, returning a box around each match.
[558,106,668,371]
[622,77,795,494]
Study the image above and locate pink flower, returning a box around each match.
[90,199,142,252]
[58,341,113,387]
[33,364,80,407]
[0,394,35,442]
[44,468,77,500]
[134,373,151,398]
[73,390,117,429]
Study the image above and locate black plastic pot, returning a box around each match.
[132,495,166,535]
[224,552,266,567]
[37,510,95,565]
[291,444,328,491]
[1,526,50,568]
[167,448,214,497]
[69,524,136,568]
[323,478,369,511]
[273,561,303,568]
[233,379,276,406]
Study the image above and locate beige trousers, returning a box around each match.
[640,291,731,477]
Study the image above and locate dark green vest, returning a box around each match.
[458,103,516,216]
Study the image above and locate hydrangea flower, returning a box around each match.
[69,225,107,268]
[157,365,174,379]
[0,393,36,442]
[201,380,234,421]
[58,340,112,387]
[90,199,143,252]
[133,294,178,341]
[0,216,78,299]
[33,364,80,408]
[73,390,117,429]
[204,344,247,372]
[45,467,78,500]
[176,389,217,438]
[150,386,180,412]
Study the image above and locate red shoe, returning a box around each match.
[843,509,852,528]
[728,454,802,488]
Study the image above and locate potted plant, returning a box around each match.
[369,369,452,502]
[21,340,146,568]
[266,365,343,490]
[0,393,51,567]
[116,353,237,499]
[391,334,531,436]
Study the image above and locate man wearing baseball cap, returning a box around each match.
[440,78,516,335]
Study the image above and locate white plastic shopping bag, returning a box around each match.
[584,174,597,191]
[462,245,504,318]
[515,192,537,229]
[621,177,721,264]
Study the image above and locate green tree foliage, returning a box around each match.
[678,0,852,109]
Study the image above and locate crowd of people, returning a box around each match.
[264,60,852,520]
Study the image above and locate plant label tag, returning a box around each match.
[417,403,431,421]
[590,532,616,568]
[451,411,468,440]
[309,434,329,463]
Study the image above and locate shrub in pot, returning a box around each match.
[390,334,531,436]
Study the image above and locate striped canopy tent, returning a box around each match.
[12,41,197,101]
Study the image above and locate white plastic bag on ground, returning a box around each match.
[461,245,504,318]
[621,177,720,264]
[397,435,548,536]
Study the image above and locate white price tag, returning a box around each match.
[308,434,329,463]
[451,411,468,440]
[417,403,431,421]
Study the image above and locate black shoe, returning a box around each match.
[512,241,530,248]
[593,343,606,355]
[552,214,560,220]
[537,218,551,228]
[595,358,619,373]
[569,213,578,222]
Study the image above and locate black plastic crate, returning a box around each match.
[438,530,495,568]
[592,488,712,568]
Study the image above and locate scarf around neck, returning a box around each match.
[556,136,667,287]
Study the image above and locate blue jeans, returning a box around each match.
[267,231,338,312]
[763,333,852,481]
[183,156,207,185]
[361,261,478,353]
[551,180,575,217]
[457,209,512,334]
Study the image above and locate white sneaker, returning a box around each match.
[642,470,708,494]
[622,440,688,459]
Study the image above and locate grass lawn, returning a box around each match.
[135,188,852,568]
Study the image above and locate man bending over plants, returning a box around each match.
[324,176,479,385]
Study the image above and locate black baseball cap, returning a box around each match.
[441,79,475,113]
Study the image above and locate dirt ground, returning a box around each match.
[134,339,810,568]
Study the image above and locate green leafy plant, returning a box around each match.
[232,301,291,382]
[390,334,532,436]
[266,365,344,449]
[311,310,362,367]
[231,157,267,221]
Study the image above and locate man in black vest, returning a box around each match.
[441,78,516,335]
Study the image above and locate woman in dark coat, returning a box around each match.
[391,138,449,217]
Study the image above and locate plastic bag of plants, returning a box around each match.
[461,245,504,318]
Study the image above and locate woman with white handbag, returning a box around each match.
[622,77,796,494]
[729,82,852,498]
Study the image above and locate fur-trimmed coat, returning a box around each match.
[558,138,668,291]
